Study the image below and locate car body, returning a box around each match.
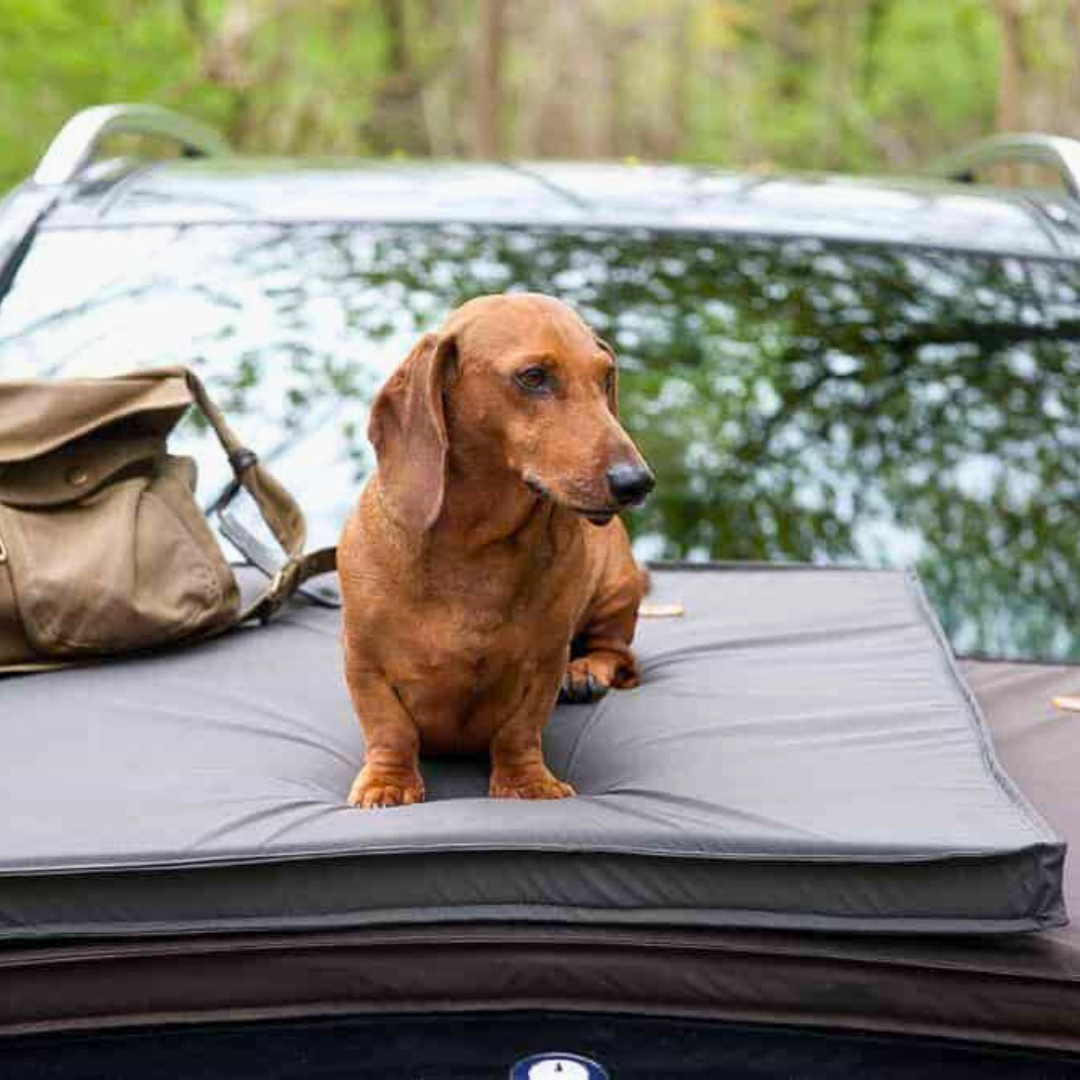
[1,108,1079,1076]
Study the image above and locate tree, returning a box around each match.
[469,0,506,157]
[1,0,1077,194]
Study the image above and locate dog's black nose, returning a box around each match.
[606,462,655,506]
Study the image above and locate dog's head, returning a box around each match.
[368,293,654,532]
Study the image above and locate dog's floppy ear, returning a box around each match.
[368,332,457,532]
[594,333,619,418]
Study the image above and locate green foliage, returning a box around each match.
[863,0,999,154]
[0,0,392,191]
[0,2,1073,190]
[0,0,230,190]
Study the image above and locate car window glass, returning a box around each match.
[2,222,1079,661]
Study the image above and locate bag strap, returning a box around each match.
[183,369,337,624]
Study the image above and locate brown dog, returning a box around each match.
[339,293,653,807]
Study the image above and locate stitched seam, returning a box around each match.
[904,567,1058,845]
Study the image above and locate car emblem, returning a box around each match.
[510,1052,609,1079]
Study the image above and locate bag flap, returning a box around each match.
[0,434,168,508]
[0,368,192,465]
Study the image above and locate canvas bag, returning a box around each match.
[0,366,335,673]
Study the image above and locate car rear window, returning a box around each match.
[2,221,1079,661]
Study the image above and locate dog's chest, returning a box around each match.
[388,622,562,755]
[383,547,586,750]
[403,560,581,678]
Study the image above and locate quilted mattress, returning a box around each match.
[0,565,1066,939]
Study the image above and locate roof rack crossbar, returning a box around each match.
[937,133,1080,200]
[33,104,230,186]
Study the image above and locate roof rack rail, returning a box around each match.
[33,104,230,186]
[937,132,1080,200]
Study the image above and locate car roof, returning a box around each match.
[36,157,1080,260]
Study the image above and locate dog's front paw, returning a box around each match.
[560,656,615,704]
[561,651,641,703]
[347,765,425,809]
[490,768,575,800]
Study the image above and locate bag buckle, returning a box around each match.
[259,557,301,624]
[228,447,259,474]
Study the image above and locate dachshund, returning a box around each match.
[339,293,654,807]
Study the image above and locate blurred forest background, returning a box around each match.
[2,0,1079,191]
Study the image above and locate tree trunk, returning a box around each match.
[823,0,853,170]
[994,0,1028,187]
[381,0,410,72]
[666,0,692,158]
[365,0,430,154]
[995,0,1027,133]
[470,0,506,158]
[1062,1,1080,138]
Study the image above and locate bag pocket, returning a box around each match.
[0,452,239,657]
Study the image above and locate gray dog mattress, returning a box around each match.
[0,565,1066,940]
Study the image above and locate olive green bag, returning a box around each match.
[0,367,336,674]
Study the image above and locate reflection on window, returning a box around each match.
[2,223,1080,660]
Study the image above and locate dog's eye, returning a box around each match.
[515,366,548,392]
